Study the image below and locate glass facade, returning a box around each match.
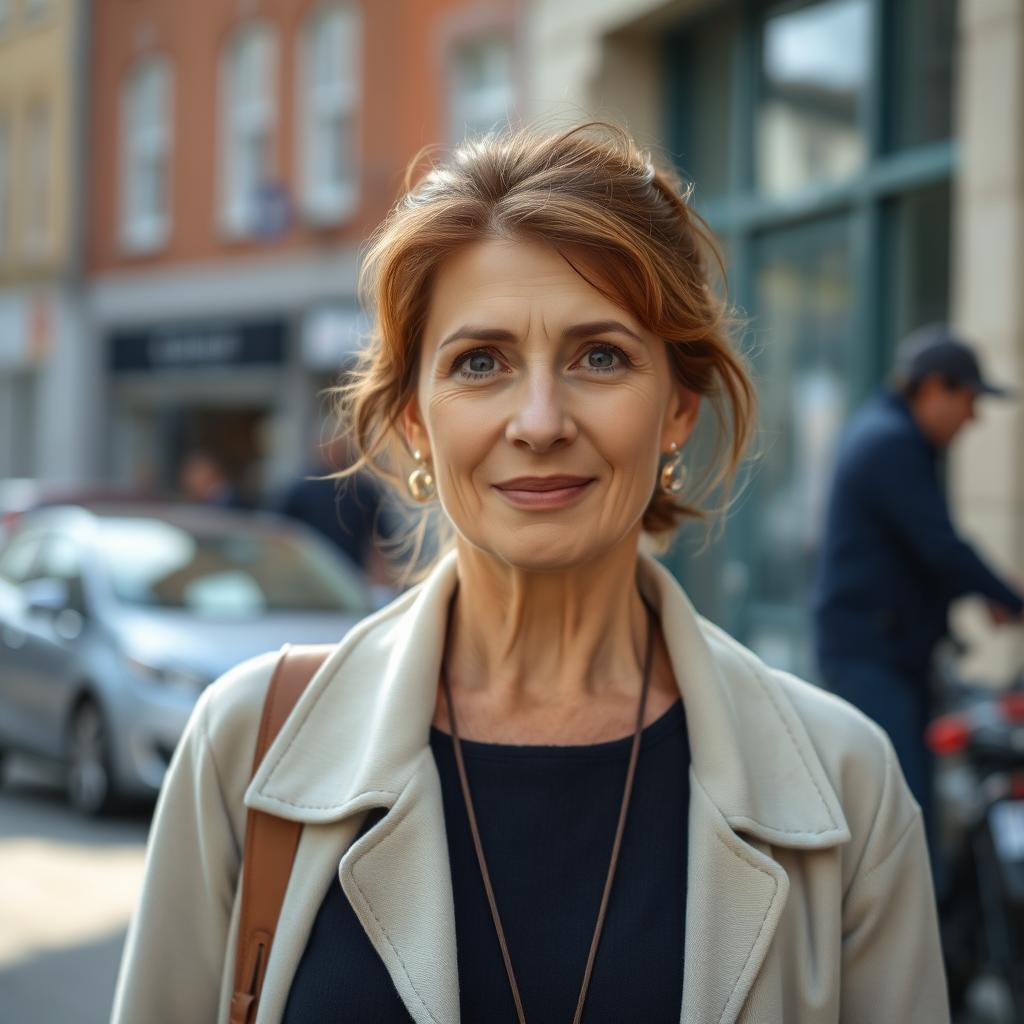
[882,183,952,363]
[886,0,957,150]
[663,0,957,677]
[666,10,738,200]
[300,3,360,221]
[450,37,515,143]
[757,0,870,196]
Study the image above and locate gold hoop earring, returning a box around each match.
[407,449,436,503]
[660,441,688,495]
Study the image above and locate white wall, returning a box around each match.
[950,0,1024,680]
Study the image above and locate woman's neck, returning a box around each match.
[438,533,676,741]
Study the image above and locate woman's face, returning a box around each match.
[404,237,700,571]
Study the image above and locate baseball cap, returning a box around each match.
[893,324,1016,399]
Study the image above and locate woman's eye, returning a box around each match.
[454,349,500,378]
[582,345,624,372]
[468,352,496,373]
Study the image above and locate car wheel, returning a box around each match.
[67,701,116,816]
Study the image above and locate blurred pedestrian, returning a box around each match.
[178,449,248,510]
[114,124,948,1024]
[273,428,395,586]
[813,324,1024,859]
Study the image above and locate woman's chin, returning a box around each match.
[456,527,631,574]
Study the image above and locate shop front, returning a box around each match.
[107,315,297,507]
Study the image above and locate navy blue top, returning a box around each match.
[283,698,690,1023]
[812,390,1023,674]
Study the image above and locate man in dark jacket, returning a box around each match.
[812,325,1023,845]
[274,431,396,587]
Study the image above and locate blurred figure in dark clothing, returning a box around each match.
[813,325,1024,855]
[275,431,395,587]
[179,449,249,510]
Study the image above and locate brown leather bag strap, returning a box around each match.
[228,643,332,1024]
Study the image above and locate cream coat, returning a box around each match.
[111,551,949,1023]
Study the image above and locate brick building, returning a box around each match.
[85,0,520,503]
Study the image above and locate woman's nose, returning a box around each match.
[504,375,577,452]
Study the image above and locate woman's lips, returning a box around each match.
[493,479,595,509]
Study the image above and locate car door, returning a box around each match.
[0,530,48,752]
[10,533,90,758]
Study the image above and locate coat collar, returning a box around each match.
[247,547,849,849]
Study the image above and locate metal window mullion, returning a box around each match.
[864,0,888,160]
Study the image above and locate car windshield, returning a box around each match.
[95,516,370,616]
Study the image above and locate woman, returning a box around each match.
[112,124,948,1023]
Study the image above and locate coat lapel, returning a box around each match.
[253,816,368,1024]
[246,555,463,1023]
[681,779,790,1024]
[639,558,849,1023]
[339,749,460,1024]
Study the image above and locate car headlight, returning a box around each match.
[125,655,209,696]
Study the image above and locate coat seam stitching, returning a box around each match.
[198,694,243,861]
[256,590,422,798]
[714,831,779,1024]
[256,586,426,805]
[861,809,919,882]
[753,668,838,829]
[346,788,443,1024]
[256,788,400,812]
[845,735,897,893]
[726,813,833,838]
[260,644,361,787]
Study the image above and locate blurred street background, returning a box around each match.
[1,0,1023,1021]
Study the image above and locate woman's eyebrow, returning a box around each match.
[563,319,642,342]
[439,326,517,351]
[438,319,641,351]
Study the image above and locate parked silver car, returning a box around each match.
[0,502,375,814]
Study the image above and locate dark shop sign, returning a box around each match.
[110,319,286,373]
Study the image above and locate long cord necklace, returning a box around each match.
[439,592,656,1024]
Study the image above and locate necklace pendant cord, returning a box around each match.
[440,589,658,1024]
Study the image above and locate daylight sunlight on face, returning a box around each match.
[405,237,698,572]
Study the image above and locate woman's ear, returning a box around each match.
[400,396,430,459]
[661,385,701,452]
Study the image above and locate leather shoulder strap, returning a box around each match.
[229,643,333,1024]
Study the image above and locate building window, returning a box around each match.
[121,57,172,253]
[886,0,956,151]
[450,36,514,143]
[882,183,952,358]
[0,118,9,257]
[0,370,37,478]
[665,10,740,202]
[299,3,359,224]
[757,0,870,197]
[23,100,50,259]
[220,21,277,238]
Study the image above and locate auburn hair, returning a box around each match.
[332,121,759,575]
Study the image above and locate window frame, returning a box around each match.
[0,113,10,258]
[448,34,516,145]
[21,98,51,261]
[218,20,279,239]
[297,2,361,225]
[119,55,174,255]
